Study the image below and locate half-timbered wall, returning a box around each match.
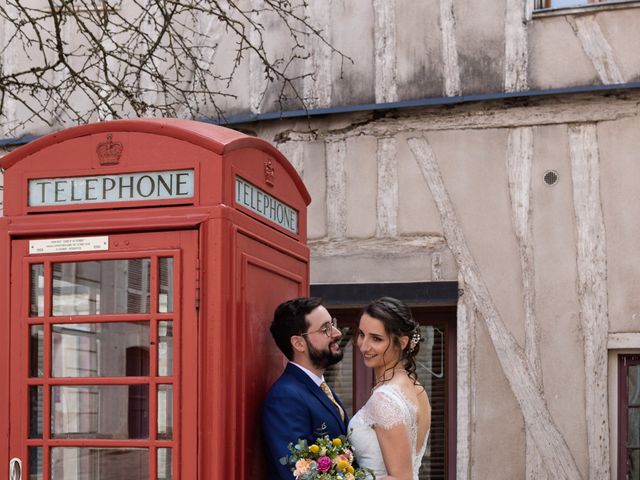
[3,1,640,478]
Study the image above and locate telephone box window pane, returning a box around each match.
[51,385,149,439]
[157,385,173,440]
[29,386,43,439]
[51,448,148,480]
[28,447,43,480]
[630,449,640,479]
[30,325,44,378]
[52,259,151,316]
[158,258,174,313]
[52,323,149,377]
[157,448,172,480]
[630,365,640,405]
[30,264,44,317]
[158,321,174,377]
[629,407,640,448]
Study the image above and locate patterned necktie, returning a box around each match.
[320,382,345,421]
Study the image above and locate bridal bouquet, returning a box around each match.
[280,434,374,479]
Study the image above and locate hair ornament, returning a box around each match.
[408,330,421,352]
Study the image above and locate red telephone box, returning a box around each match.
[0,119,311,479]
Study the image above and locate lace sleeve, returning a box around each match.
[362,388,409,430]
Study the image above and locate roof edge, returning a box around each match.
[0,118,311,205]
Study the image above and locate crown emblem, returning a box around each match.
[264,158,275,186]
[97,133,123,165]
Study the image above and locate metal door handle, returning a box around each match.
[9,458,22,480]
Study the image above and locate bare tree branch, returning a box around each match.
[0,0,351,135]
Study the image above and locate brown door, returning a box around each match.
[9,230,198,480]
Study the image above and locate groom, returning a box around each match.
[262,297,349,479]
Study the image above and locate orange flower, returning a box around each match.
[332,438,342,447]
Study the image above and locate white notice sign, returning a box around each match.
[29,236,109,254]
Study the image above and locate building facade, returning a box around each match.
[2,0,640,478]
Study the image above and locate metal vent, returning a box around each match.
[543,170,559,186]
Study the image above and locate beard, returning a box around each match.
[306,337,344,370]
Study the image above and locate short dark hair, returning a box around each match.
[270,297,323,360]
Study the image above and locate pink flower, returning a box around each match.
[344,449,354,461]
[317,456,333,473]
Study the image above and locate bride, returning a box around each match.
[348,297,431,480]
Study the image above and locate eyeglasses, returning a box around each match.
[300,318,339,338]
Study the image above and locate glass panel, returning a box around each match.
[157,385,173,440]
[158,258,174,313]
[29,386,43,439]
[52,259,150,316]
[324,327,353,415]
[52,322,149,377]
[51,448,148,480]
[416,325,446,480]
[30,264,45,317]
[158,321,174,377]
[630,365,640,405]
[629,408,640,448]
[629,449,640,480]
[52,385,149,439]
[157,448,172,480]
[30,325,44,377]
[541,0,628,8]
[28,446,43,480]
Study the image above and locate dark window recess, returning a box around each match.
[619,354,640,480]
[127,347,150,439]
[324,306,455,480]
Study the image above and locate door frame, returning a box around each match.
[8,229,198,480]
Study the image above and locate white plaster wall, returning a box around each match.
[305,141,328,240]
[473,317,525,479]
[596,9,640,83]
[396,133,442,235]
[598,117,640,333]
[532,124,588,479]
[345,136,378,238]
[455,0,507,94]
[529,15,599,89]
[428,128,527,346]
[395,0,444,99]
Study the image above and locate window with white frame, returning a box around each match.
[536,0,636,8]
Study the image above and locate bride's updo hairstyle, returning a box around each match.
[363,296,421,383]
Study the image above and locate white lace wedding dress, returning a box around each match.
[348,384,429,479]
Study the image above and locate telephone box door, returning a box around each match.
[8,230,198,480]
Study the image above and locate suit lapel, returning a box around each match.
[285,364,348,431]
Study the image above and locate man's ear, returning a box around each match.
[291,335,306,353]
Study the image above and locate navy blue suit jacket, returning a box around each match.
[262,363,349,479]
